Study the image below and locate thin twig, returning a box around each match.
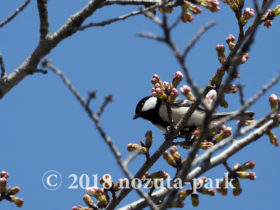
[137,32,165,42]
[0,53,6,78]
[0,0,31,28]
[123,150,141,167]
[97,95,113,118]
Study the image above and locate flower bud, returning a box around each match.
[216,45,226,64]
[239,161,255,171]
[226,34,236,50]
[72,206,90,210]
[236,171,256,180]
[240,8,255,25]
[200,0,220,12]
[199,188,216,196]
[97,194,109,208]
[266,129,279,147]
[86,187,104,198]
[200,141,213,149]
[100,174,113,189]
[232,179,242,196]
[163,151,177,167]
[170,146,181,163]
[10,196,24,207]
[214,127,232,143]
[10,186,21,195]
[145,130,153,148]
[0,171,9,179]
[83,194,94,206]
[217,178,227,196]
[150,171,169,180]
[191,193,199,207]
[172,71,184,88]
[205,89,217,106]
[127,143,148,154]
[181,9,194,23]
[180,85,195,101]
[0,177,7,193]
[178,189,191,201]
[151,74,160,85]
[269,94,278,110]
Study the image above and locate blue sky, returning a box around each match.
[0,1,279,209]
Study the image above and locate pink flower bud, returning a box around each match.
[0,171,9,178]
[269,94,278,110]
[151,74,160,85]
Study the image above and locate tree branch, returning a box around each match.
[0,0,31,28]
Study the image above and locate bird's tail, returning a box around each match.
[213,111,254,121]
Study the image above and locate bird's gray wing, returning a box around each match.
[172,98,206,112]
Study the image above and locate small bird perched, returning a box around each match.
[133,96,254,137]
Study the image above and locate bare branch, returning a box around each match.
[137,32,165,42]
[37,0,50,39]
[79,2,163,30]
[0,0,31,28]
[0,53,6,78]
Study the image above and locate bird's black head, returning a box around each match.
[133,96,159,122]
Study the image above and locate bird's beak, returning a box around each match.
[133,114,139,120]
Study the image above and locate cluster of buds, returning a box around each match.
[175,177,216,207]
[218,161,256,196]
[263,5,280,28]
[127,130,154,155]
[180,0,220,23]
[221,0,243,11]
[213,126,232,143]
[217,35,249,65]
[240,8,255,25]
[0,171,23,208]
[81,175,129,209]
[180,85,195,101]
[151,71,183,103]
[86,187,109,208]
[142,171,169,188]
[199,0,220,12]
[226,34,236,50]
[163,146,181,168]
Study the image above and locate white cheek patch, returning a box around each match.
[142,97,157,111]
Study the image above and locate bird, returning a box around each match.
[133,96,254,139]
